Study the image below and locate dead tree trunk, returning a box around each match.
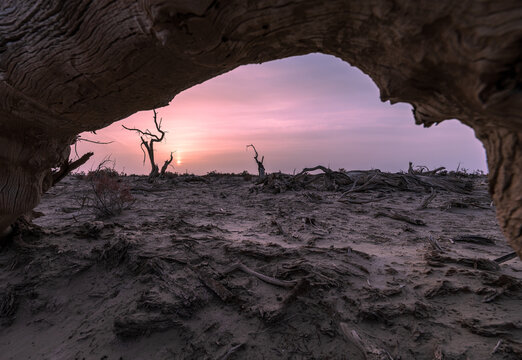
[160,152,174,177]
[123,109,170,181]
[247,144,266,179]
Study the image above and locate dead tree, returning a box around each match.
[247,144,266,179]
[123,109,173,180]
[160,151,175,177]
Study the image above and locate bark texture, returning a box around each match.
[0,1,521,255]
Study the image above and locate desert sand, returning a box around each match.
[0,170,520,359]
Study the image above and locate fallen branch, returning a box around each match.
[225,262,297,288]
[493,252,517,264]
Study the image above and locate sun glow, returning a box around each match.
[177,159,182,165]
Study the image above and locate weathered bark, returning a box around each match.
[477,127,522,258]
[47,151,94,191]
[0,1,521,255]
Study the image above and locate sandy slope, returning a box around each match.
[0,173,521,359]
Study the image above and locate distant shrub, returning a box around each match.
[240,170,252,181]
[87,167,120,179]
[79,159,134,217]
[72,171,86,180]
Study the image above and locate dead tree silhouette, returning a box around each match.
[123,110,174,180]
[247,144,266,179]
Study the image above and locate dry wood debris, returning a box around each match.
[255,165,472,195]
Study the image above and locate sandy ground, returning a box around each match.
[0,172,521,359]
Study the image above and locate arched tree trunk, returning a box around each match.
[477,127,522,257]
[0,1,521,256]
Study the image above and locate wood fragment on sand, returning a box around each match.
[374,210,426,226]
[339,323,394,360]
[493,252,517,264]
[417,187,436,210]
[225,262,298,288]
[491,340,502,354]
[426,235,443,252]
[452,235,495,246]
[261,279,310,323]
[425,252,500,271]
[190,266,233,302]
[218,343,245,360]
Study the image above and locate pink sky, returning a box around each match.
[76,54,487,175]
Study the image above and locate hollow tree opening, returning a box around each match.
[0,1,521,257]
[76,54,487,176]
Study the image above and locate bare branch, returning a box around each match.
[44,152,94,192]
[76,136,114,145]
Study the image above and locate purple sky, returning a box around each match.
[76,54,487,175]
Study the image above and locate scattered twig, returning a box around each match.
[417,187,436,210]
[339,323,394,360]
[426,235,443,252]
[218,343,245,360]
[491,340,502,354]
[225,262,297,288]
